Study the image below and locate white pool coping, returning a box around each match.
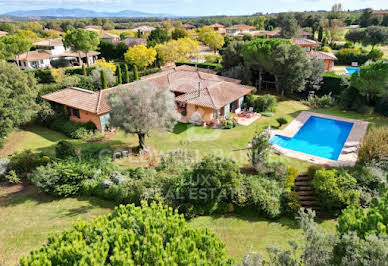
[270,111,369,167]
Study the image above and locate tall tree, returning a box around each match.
[171,27,188,40]
[124,45,156,69]
[272,44,312,95]
[306,57,325,91]
[345,28,365,44]
[318,26,324,42]
[0,61,38,147]
[107,81,180,151]
[147,27,170,47]
[199,31,225,52]
[123,64,130,83]
[277,13,300,39]
[155,38,199,64]
[116,66,122,85]
[64,29,100,66]
[362,26,388,48]
[0,35,31,60]
[100,69,107,90]
[351,61,388,105]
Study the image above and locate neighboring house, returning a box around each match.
[292,38,320,52]
[84,26,101,33]
[41,65,253,132]
[118,37,147,47]
[0,31,8,37]
[209,23,226,35]
[307,51,337,71]
[226,24,256,36]
[15,38,100,69]
[99,32,120,43]
[131,26,156,35]
[182,24,196,30]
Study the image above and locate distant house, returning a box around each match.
[15,38,99,69]
[131,26,156,35]
[99,32,120,43]
[292,38,320,52]
[307,51,337,71]
[226,24,256,36]
[0,31,8,37]
[41,65,253,132]
[182,24,196,30]
[119,37,147,47]
[84,26,101,33]
[209,23,226,35]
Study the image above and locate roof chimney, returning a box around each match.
[198,82,201,97]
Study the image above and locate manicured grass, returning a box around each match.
[0,124,67,156]
[189,214,336,261]
[2,100,387,172]
[0,186,114,265]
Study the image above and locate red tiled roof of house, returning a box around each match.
[119,37,147,47]
[99,32,119,39]
[292,38,320,46]
[182,24,196,29]
[33,38,63,47]
[15,50,52,61]
[307,51,337,60]
[42,65,253,114]
[226,24,256,31]
[210,23,225,28]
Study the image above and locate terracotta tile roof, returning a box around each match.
[15,50,52,61]
[182,24,196,29]
[227,24,256,31]
[60,51,100,58]
[292,38,320,46]
[42,65,253,114]
[42,87,100,113]
[33,38,63,47]
[120,37,147,47]
[99,32,119,40]
[210,23,225,28]
[308,51,337,60]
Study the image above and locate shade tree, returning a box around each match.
[124,45,157,69]
[107,81,180,150]
[0,35,32,60]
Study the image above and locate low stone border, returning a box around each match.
[270,111,369,167]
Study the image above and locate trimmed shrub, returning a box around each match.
[318,73,346,96]
[222,118,238,129]
[8,149,50,175]
[336,48,368,65]
[312,169,359,214]
[376,96,388,116]
[281,191,301,218]
[20,202,231,265]
[55,140,77,159]
[25,69,55,83]
[358,127,388,163]
[276,117,288,127]
[64,66,96,76]
[49,117,97,139]
[254,94,277,112]
[175,61,221,70]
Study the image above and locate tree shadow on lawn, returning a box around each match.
[0,185,115,213]
[173,122,191,134]
[21,123,68,143]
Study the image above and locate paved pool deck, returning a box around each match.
[270,111,369,167]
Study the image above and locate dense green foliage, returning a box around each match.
[147,27,170,47]
[20,202,231,265]
[0,35,31,60]
[358,126,388,163]
[336,48,368,65]
[55,140,77,159]
[0,61,38,147]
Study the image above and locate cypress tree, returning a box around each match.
[124,64,129,83]
[100,69,107,89]
[318,26,323,42]
[82,64,87,76]
[133,65,139,81]
[116,66,122,85]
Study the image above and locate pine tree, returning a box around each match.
[124,64,129,83]
[82,64,87,76]
[100,69,107,89]
[116,66,122,85]
[133,65,139,81]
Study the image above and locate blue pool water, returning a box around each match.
[345,67,360,75]
[270,116,354,160]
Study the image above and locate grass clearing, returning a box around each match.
[0,186,114,265]
[189,214,336,261]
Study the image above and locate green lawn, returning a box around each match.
[2,100,387,173]
[0,186,114,265]
[189,214,336,261]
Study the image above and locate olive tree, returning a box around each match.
[107,81,180,151]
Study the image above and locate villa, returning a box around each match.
[131,26,156,35]
[226,24,256,36]
[307,51,337,71]
[41,65,253,132]
[210,23,226,35]
[14,38,100,69]
[99,32,120,43]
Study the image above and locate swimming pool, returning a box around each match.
[270,116,354,160]
[345,67,360,75]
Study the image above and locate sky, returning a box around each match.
[0,0,386,16]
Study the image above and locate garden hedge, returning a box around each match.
[176,61,221,70]
[317,73,347,96]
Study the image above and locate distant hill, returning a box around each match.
[3,8,172,18]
